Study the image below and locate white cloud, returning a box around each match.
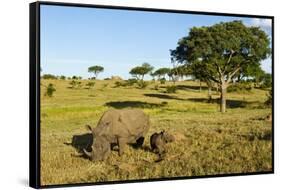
[249,18,272,34]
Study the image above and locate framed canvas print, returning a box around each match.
[29,1,274,188]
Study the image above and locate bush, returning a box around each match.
[159,78,166,84]
[44,83,56,97]
[77,81,82,88]
[42,74,57,80]
[265,88,272,106]
[69,80,80,88]
[60,75,66,80]
[114,81,127,87]
[126,78,138,86]
[166,85,177,93]
[137,81,149,89]
[154,84,159,90]
[86,82,95,89]
[114,79,138,88]
[227,82,253,93]
[260,74,272,89]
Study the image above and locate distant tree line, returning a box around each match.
[41,20,272,112]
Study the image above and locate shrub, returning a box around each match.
[44,83,56,97]
[166,85,177,93]
[154,84,159,90]
[69,80,77,88]
[42,74,57,80]
[265,88,272,106]
[86,82,95,89]
[77,81,82,88]
[159,78,166,84]
[114,81,127,87]
[227,82,253,93]
[60,75,66,80]
[126,78,138,86]
[137,81,149,89]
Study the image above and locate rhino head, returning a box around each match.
[83,125,111,161]
[161,130,175,143]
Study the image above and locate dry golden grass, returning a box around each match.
[40,79,272,186]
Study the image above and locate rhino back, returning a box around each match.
[113,109,149,138]
[95,109,149,142]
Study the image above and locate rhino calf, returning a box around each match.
[83,109,150,161]
[150,131,175,159]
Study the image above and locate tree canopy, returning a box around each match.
[171,20,271,112]
[129,63,154,80]
[153,67,171,79]
[88,65,104,79]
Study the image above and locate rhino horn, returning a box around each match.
[83,148,92,158]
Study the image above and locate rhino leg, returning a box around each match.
[117,137,126,156]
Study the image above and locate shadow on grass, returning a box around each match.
[105,101,166,109]
[239,131,272,141]
[64,133,93,154]
[187,98,260,108]
[65,133,152,159]
[144,93,184,100]
[176,84,209,91]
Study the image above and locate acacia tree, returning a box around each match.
[154,68,170,80]
[88,65,104,79]
[171,20,270,112]
[129,63,154,81]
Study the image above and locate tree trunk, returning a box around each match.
[220,83,227,113]
[216,84,218,93]
[208,86,212,102]
[199,80,202,92]
[206,80,212,102]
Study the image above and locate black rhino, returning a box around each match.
[83,109,150,161]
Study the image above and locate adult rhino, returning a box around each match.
[83,109,150,161]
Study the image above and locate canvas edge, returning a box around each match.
[29,1,275,189]
[30,1,41,189]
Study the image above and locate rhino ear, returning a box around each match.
[92,127,97,138]
[118,115,122,122]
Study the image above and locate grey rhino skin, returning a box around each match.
[150,131,175,159]
[84,109,150,161]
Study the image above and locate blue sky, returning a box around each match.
[40,5,272,80]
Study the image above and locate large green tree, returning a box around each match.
[88,65,104,79]
[129,63,154,81]
[171,20,271,112]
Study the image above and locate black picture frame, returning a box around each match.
[30,1,274,189]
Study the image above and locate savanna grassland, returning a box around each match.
[40,79,272,186]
